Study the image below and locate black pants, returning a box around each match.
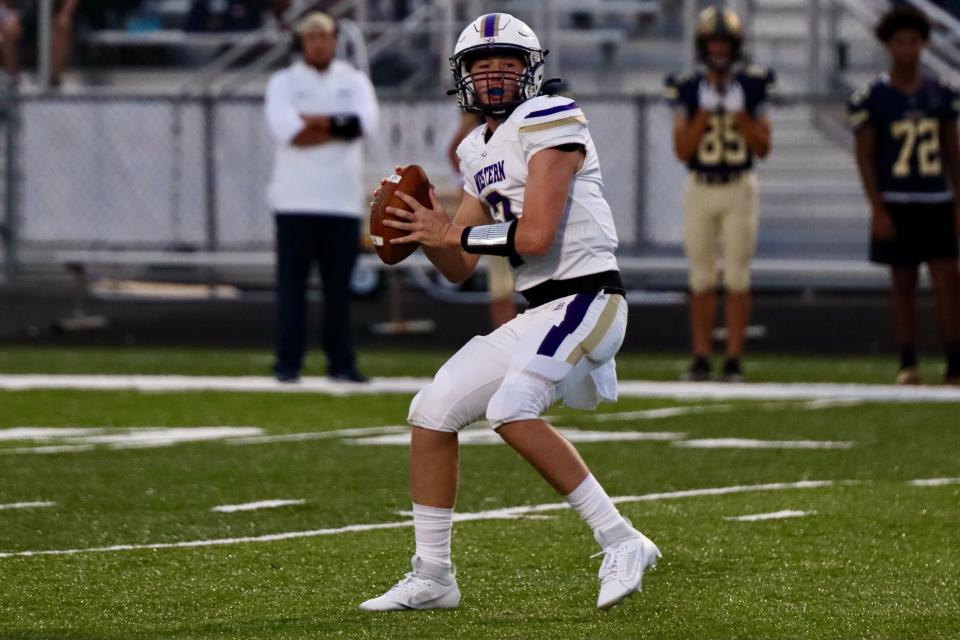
[274,213,360,376]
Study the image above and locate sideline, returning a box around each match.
[1,375,959,402]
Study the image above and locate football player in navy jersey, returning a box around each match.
[664,6,774,383]
[849,5,960,386]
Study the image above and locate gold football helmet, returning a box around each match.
[695,6,744,71]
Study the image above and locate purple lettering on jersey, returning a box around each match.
[473,160,506,193]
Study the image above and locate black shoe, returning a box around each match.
[718,357,744,383]
[272,364,300,384]
[681,357,711,382]
[328,369,369,384]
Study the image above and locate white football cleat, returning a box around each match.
[358,555,461,612]
[593,520,661,610]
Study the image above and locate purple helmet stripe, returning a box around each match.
[536,293,595,357]
[482,13,497,38]
[525,102,578,119]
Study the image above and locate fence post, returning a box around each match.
[38,0,52,89]
[808,0,822,96]
[634,95,648,250]
[203,94,219,251]
[2,86,19,285]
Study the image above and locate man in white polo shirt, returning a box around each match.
[265,11,379,383]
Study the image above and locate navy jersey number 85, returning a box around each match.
[664,65,776,173]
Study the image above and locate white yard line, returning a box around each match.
[800,398,866,410]
[0,428,108,441]
[558,405,735,422]
[227,425,409,445]
[1,375,959,402]
[211,499,306,513]
[0,479,837,559]
[0,427,264,455]
[0,375,430,395]
[3,444,97,455]
[909,478,960,487]
[347,427,686,446]
[673,438,854,450]
[724,510,815,522]
[0,501,55,511]
[616,380,960,403]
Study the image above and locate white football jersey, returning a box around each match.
[457,95,619,292]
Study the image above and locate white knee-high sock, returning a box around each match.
[413,503,454,569]
[564,474,627,534]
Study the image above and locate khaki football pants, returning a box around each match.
[682,171,759,293]
[486,255,515,300]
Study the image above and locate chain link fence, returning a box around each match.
[1,90,870,285]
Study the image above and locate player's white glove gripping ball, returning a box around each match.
[697,79,722,112]
[720,80,745,114]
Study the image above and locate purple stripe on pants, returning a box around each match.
[536,293,594,357]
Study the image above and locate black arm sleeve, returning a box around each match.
[329,114,362,140]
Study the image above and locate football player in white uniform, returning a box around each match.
[359,13,660,612]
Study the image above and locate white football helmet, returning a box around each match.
[450,13,546,120]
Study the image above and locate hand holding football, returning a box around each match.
[369,165,433,265]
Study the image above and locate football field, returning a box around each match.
[1,348,958,639]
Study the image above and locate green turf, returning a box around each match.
[0,349,958,638]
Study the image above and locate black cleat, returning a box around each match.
[328,369,369,384]
[718,357,744,383]
[681,357,711,382]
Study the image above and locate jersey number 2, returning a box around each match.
[891,118,941,177]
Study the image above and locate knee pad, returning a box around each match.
[408,380,471,433]
[407,352,499,432]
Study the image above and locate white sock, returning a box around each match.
[413,503,454,570]
[564,474,627,535]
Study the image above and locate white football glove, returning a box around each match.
[721,81,745,114]
[697,79,721,112]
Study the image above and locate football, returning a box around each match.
[369,164,433,265]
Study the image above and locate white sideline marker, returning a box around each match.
[212,499,306,513]
[724,510,815,522]
[547,404,734,422]
[909,478,960,487]
[673,438,854,449]
[347,427,686,447]
[0,428,108,441]
[228,425,409,445]
[4,445,97,455]
[0,426,264,455]
[1,375,960,403]
[0,501,55,511]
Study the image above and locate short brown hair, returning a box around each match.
[875,5,931,43]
